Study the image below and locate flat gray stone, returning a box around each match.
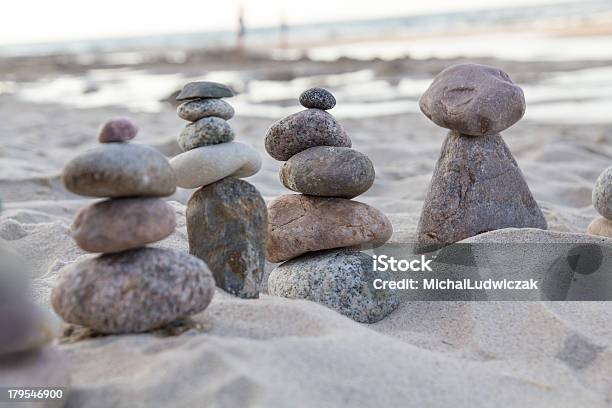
[265,109,351,161]
[419,63,526,136]
[299,88,336,110]
[51,247,215,333]
[0,301,60,356]
[416,131,547,252]
[176,81,234,101]
[177,117,235,151]
[62,143,176,198]
[72,198,176,253]
[280,146,374,198]
[593,166,612,219]
[177,99,235,122]
[187,178,267,299]
[268,249,400,323]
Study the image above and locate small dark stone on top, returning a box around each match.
[176,82,235,101]
[299,88,336,110]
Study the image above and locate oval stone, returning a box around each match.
[419,63,526,136]
[51,247,215,333]
[593,166,612,219]
[265,109,351,161]
[177,117,235,151]
[587,217,612,238]
[97,117,138,143]
[170,141,262,189]
[62,144,176,198]
[187,178,267,299]
[177,99,235,122]
[268,249,399,323]
[280,146,375,198]
[299,87,336,110]
[176,81,234,101]
[72,198,176,253]
[266,194,393,263]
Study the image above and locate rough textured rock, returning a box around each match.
[0,301,60,355]
[97,117,138,143]
[187,178,267,298]
[416,131,547,252]
[0,347,71,408]
[170,141,261,189]
[268,249,399,323]
[592,166,612,219]
[267,194,393,263]
[51,248,215,333]
[177,99,235,122]
[62,143,176,198]
[72,198,176,253]
[177,117,235,151]
[265,109,351,161]
[280,146,374,198]
[299,88,336,110]
[176,81,234,100]
[587,217,612,238]
[419,63,526,136]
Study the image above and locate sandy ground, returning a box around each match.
[1,53,612,406]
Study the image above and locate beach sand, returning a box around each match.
[1,52,612,406]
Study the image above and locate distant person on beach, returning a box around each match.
[279,14,289,49]
[236,7,246,52]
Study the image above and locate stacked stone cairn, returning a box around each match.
[51,118,215,334]
[587,166,612,238]
[265,88,399,323]
[169,82,266,299]
[1,232,71,405]
[416,63,547,253]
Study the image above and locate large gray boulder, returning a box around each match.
[187,177,267,299]
[416,131,546,252]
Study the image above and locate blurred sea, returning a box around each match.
[1,0,611,61]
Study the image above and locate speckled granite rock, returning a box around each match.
[0,347,71,408]
[280,146,375,198]
[265,109,351,161]
[416,131,547,252]
[177,99,235,122]
[62,143,176,198]
[187,177,267,298]
[587,217,612,238]
[266,194,392,263]
[593,166,612,219]
[299,88,336,110]
[97,117,138,143]
[176,81,234,100]
[72,198,176,253]
[177,117,235,151]
[51,248,215,333]
[419,63,526,136]
[268,249,399,323]
[170,141,261,189]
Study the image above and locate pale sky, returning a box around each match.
[0,0,569,45]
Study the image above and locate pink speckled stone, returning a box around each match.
[97,117,138,143]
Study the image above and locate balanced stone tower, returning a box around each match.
[587,166,612,238]
[52,118,215,334]
[170,82,267,299]
[416,64,547,252]
[265,88,399,323]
